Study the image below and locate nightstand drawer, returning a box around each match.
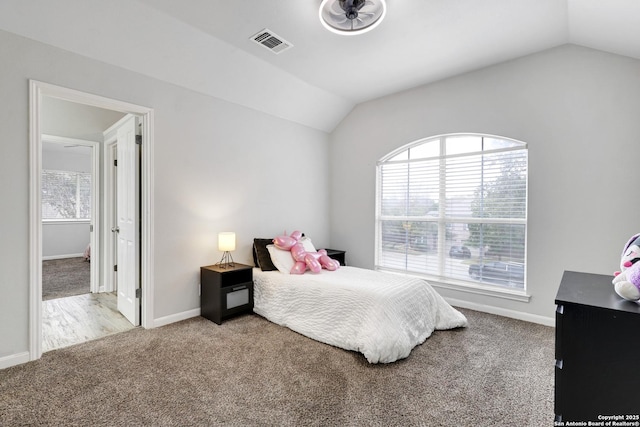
[220,281,253,315]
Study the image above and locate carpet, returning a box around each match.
[0,308,554,426]
[42,257,90,301]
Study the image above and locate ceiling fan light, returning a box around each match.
[319,0,387,36]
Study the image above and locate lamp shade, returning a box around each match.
[218,232,236,252]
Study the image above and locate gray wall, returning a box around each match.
[329,44,640,322]
[0,29,331,361]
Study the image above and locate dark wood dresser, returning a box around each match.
[555,271,640,423]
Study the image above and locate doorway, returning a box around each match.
[40,121,135,351]
[29,80,155,361]
[40,135,99,296]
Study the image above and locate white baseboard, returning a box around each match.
[42,253,84,261]
[153,308,201,328]
[445,297,555,327]
[0,351,31,370]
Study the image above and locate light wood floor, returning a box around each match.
[42,292,136,352]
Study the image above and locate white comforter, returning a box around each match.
[253,266,468,363]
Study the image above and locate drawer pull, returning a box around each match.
[556,305,564,314]
[555,359,563,369]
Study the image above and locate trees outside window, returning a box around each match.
[42,170,91,220]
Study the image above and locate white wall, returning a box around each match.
[42,222,90,259]
[329,44,640,323]
[0,29,331,363]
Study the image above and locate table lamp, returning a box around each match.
[217,232,236,268]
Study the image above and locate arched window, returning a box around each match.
[376,134,528,291]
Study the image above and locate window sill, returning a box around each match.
[376,268,531,303]
[43,219,90,224]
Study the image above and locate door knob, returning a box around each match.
[111,226,120,233]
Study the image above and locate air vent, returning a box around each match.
[250,29,293,54]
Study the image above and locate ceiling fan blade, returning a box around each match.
[330,1,344,14]
[332,16,349,24]
[361,0,382,14]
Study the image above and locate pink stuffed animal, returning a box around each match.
[273,230,340,274]
[612,233,640,302]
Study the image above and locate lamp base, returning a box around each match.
[217,251,235,269]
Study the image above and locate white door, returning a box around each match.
[116,115,140,326]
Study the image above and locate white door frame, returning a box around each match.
[29,80,155,361]
[102,136,119,294]
[114,114,140,326]
[41,134,100,293]
[103,115,138,295]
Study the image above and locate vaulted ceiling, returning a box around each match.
[1,0,639,132]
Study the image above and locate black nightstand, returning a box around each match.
[322,249,346,266]
[200,263,253,325]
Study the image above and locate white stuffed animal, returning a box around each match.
[612,233,640,302]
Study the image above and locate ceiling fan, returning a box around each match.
[319,0,387,36]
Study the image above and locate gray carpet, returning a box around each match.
[42,257,90,300]
[0,308,554,426]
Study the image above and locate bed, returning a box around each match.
[252,238,467,363]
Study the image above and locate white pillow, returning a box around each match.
[300,236,317,253]
[267,237,318,274]
[267,244,295,274]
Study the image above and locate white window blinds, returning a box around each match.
[42,170,92,220]
[376,134,527,290]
